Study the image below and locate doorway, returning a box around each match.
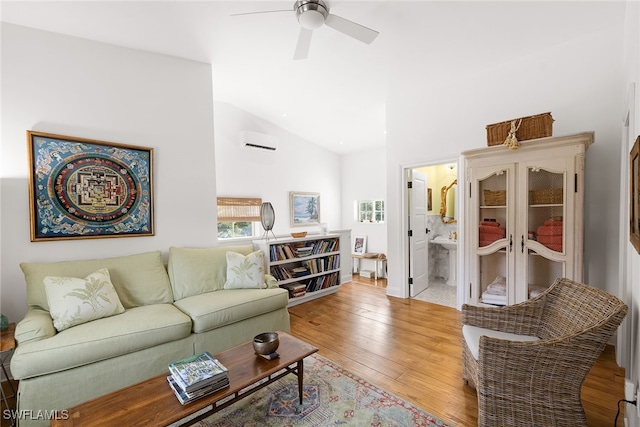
[406,160,459,308]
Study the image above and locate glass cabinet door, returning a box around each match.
[517,158,573,302]
[472,164,515,305]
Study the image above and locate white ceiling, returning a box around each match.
[0,1,625,154]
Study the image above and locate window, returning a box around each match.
[374,200,385,222]
[217,197,262,239]
[356,200,385,223]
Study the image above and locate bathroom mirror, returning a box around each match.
[440,179,457,224]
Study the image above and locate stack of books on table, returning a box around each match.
[167,351,229,405]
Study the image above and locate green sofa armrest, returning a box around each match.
[265,274,279,289]
[15,308,56,345]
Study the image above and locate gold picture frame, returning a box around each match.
[27,130,154,241]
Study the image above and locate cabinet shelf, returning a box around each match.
[270,251,340,266]
[285,285,341,307]
[529,203,563,208]
[484,246,566,257]
[276,268,340,286]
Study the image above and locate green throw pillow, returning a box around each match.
[44,268,125,332]
[223,251,266,289]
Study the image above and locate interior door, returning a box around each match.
[409,169,429,297]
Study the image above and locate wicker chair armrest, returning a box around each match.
[462,297,545,335]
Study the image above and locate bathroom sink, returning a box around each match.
[431,236,457,286]
[432,236,457,250]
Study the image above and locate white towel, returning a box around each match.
[486,276,507,294]
[482,292,507,305]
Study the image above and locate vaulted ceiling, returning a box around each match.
[1,1,625,154]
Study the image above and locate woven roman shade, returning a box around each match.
[217,197,262,222]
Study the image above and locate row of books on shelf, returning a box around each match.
[270,255,340,281]
[166,351,229,405]
[280,272,339,297]
[269,239,339,261]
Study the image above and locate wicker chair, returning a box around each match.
[461,277,628,427]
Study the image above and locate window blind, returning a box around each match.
[217,197,262,222]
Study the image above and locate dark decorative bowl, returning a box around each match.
[253,332,280,355]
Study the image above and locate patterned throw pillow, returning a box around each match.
[223,251,266,289]
[44,268,125,332]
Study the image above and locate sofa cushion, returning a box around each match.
[223,251,266,289]
[21,251,173,311]
[44,268,125,331]
[173,288,289,334]
[168,245,255,300]
[10,304,192,379]
[462,324,540,360]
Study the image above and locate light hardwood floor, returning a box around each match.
[0,276,625,427]
[0,377,17,427]
[289,275,626,426]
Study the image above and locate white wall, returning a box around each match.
[621,1,640,425]
[0,23,217,323]
[385,19,625,300]
[213,101,341,237]
[340,147,387,256]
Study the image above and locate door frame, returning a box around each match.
[401,156,464,309]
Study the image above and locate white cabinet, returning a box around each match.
[253,232,350,307]
[462,133,593,306]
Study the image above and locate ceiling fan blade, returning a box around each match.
[293,28,313,60]
[325,14,379,44]
[230,9,291,17]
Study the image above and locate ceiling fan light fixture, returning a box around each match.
[295,0,328,30]
[298,10,324,29]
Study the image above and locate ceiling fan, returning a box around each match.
[232,0,379,60]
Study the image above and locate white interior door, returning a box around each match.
[409,169,429,297]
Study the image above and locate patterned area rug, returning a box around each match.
[193,353,450,427]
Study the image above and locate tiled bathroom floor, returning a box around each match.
[413,278,457,308]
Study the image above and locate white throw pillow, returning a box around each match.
[223,251,266,289]
[44,268,125,331]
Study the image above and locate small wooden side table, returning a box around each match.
[1,323,17,426]
[352,253,387,280]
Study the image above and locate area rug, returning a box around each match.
[193,353,450,427]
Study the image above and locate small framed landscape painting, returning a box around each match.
[27,130,154,241]
[631,135,640,254]
[290,192,320,227]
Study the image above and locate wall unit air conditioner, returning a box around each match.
[239,130,278,151]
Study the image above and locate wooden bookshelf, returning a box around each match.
[253,234,344,306]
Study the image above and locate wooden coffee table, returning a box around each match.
[51,331,318,426]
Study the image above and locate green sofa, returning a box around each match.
[11,244,290,426]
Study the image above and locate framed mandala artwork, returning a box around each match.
[27,131,154,241]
